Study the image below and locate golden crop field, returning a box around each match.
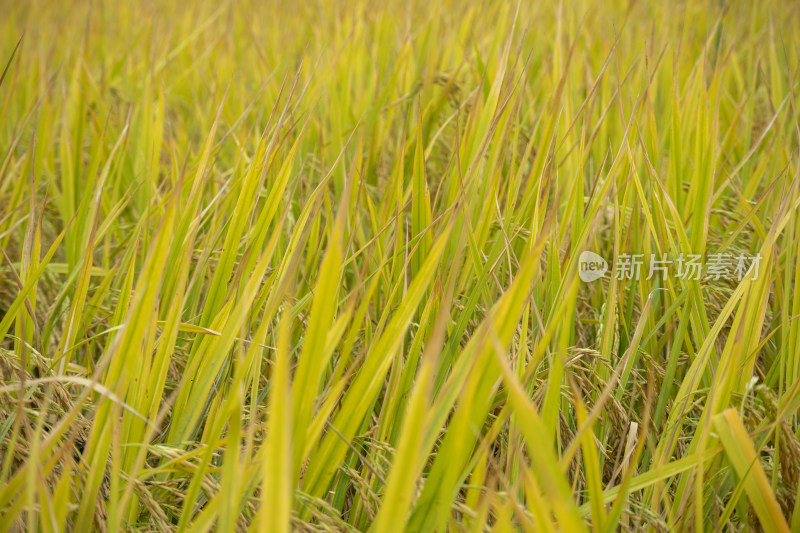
[2,0,800,531]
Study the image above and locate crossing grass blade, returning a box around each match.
[712,408,790,533]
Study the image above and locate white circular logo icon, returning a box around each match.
[578,251,608,282]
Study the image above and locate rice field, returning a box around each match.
[2,0,800,531]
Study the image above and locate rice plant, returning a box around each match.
[2,0,800,530]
